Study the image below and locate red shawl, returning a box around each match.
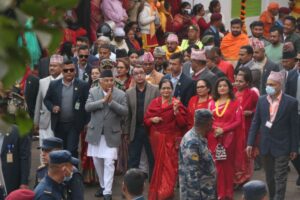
[144,97,188,200]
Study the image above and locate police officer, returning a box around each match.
[35,137,64,186]
[35,138,84,200]
[179,109,217,200]
[34,150,78,200]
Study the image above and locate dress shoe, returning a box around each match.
[103,194,112,200]
[94,187,104,197]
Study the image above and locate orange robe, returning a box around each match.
[220,33,249,61]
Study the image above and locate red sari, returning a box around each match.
[144,97,188,200]
[187,95,212,129]
[234,88,258,184]
[208,99,242,200]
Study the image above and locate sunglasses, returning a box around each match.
[79,55,89,59]
[63,68,75,73]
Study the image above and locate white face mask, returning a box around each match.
[204,45,214,51]
[184,9,191,15]
[265,85,276,96]
[64,169,73,182]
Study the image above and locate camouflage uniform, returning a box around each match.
[179,128,217,200]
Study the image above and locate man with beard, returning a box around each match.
[249,21,270,47]
[283,16,300,53]
[265,26,284,64]
[162,33,181,60]
[220,19,249,62]
[259,2,279,38]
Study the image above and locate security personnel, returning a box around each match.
[34,150,79,200]
[35,138,84,200]
[35,137,63,186]
[179,109,217,200]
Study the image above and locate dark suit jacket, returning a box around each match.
[285,69,299,98]
[74,62,93,85]
[44,78,90,132]
[247,94,299,157]
[125,83,160,141]
[164,73,195,106]
[203,26,220,47]
[260,59,280,94]
[38,57,50,79]
[1,126,31,194]
[24,74,40,119]
[210,66,226,79]
[193,68,217,87]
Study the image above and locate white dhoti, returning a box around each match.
[88,135,118,195]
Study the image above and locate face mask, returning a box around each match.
[204,45,214,51]
[184,9,191,15]
[265,85,276,96]
[64,171,73,182]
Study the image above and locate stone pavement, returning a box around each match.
[29,140,300,199]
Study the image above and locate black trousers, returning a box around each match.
[292,117,300,176]
[262,154,289,200]
[128,125,154,179]
[55,122,80,158]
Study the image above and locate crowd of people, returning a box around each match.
[1,0,300,200]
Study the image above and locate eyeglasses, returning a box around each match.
[296,58,300,62]
[197,85,206,89]
[63,68,75,73]
[79,55,89,59]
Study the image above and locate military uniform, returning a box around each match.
[35,165,84,200]
[34,175,64,200]
[35,165,48,187]
[63,167,84,200]
[179,128,217,200]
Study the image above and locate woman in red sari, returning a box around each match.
[144,79,188,200]
[187,79,212,129]
[207,77,243,200]
[234,68,259,186]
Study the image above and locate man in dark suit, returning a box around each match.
[44,59,89,158]
[163,52,195,106]
[24,68,40,119]
[247,71,299,200]
[0,125,31,196]
[252,42,280,94]
[126,67,160,179]
[73,45,93,84]
[122,169,146,200]
[285,59,300,186]
[203,13,222,47]
[190,49,217,86]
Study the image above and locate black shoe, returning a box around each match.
[94,187,104,197]
[103,194,112,200]
[296,177,300,187]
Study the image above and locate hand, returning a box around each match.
[246,146,253,158]
[52,106,60,114]
[19,184,29,189]
[214,127,223,137]
[103,88,112,103]
[290,152,297,160]
[244,111,252,117]
[151,117,163,124]
[173,99,180,114]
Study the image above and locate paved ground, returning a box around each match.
[29,140,300,199]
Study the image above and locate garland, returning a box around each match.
[215,99,230,117]
[240,0,247,34]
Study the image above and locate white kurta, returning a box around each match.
[87,135,118,160]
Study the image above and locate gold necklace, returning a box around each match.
[215,99,230,117]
